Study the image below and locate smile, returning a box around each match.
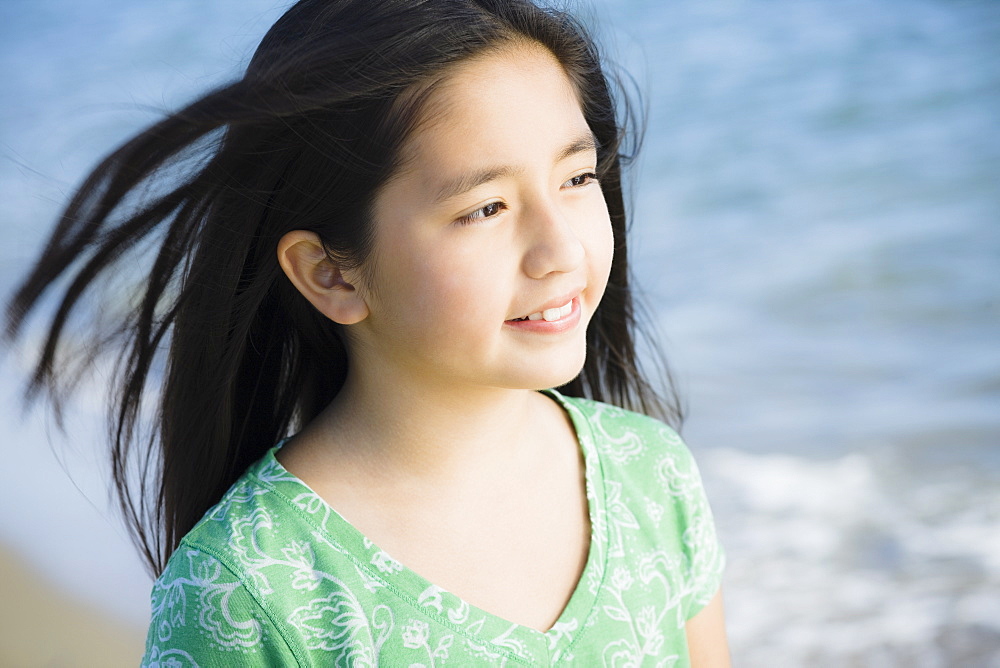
[504,296,583,334]
[511,300,573,323]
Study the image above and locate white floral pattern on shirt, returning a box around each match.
[143,392,724,666]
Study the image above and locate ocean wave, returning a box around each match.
[703,447,1000,665]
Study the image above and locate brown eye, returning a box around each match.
[457,200,507,226]
[566,172,598,188]
[481,202,502,217]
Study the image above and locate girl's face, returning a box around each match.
[350,43,614,394]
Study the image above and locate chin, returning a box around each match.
[507,347,588,392]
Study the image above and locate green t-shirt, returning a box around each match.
[142,391,724,666]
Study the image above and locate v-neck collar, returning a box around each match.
[256,389,608,663]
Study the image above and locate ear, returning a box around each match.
[277,230,369,325]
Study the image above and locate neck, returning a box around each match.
[312,367,546,484]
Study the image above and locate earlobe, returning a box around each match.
[277,230,369,325]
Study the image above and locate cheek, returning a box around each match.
[391,247,503,330]
[585,201,615,287]
[433,254,505,315]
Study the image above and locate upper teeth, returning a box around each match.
[526,300,573,322]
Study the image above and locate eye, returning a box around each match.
[564,172,599,188]
[456,200,506,226]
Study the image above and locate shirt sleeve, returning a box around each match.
[671,436,726,621]
[142,546,299,667]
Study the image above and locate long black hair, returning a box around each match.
[6,0,680,575]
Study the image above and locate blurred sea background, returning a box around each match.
[1,0,998,665]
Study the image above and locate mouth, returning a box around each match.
[508,300,574,323]
[504,293,583,334]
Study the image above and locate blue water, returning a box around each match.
[1,0,998,664]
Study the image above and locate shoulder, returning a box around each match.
[553,392,697,476]
[556,392,718,545]
[143,452,311,665]
[145,542,298,666]
[552,392,679,436]
[554,393,727,622]
[174,451,296,561]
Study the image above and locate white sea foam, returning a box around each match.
[701,448,1000,665]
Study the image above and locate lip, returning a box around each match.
[508,288,584,321]
[503,295,583,334]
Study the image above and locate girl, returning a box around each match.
[7,0,728,664]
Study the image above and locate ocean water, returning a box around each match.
[1,0,998,664]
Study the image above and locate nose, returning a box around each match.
[520,199,586,279]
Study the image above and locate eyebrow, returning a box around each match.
[433,131,599,204]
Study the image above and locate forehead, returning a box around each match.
[430,42,584,116]
[396,43,590,174]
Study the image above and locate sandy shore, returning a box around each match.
[0,543,145,667]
